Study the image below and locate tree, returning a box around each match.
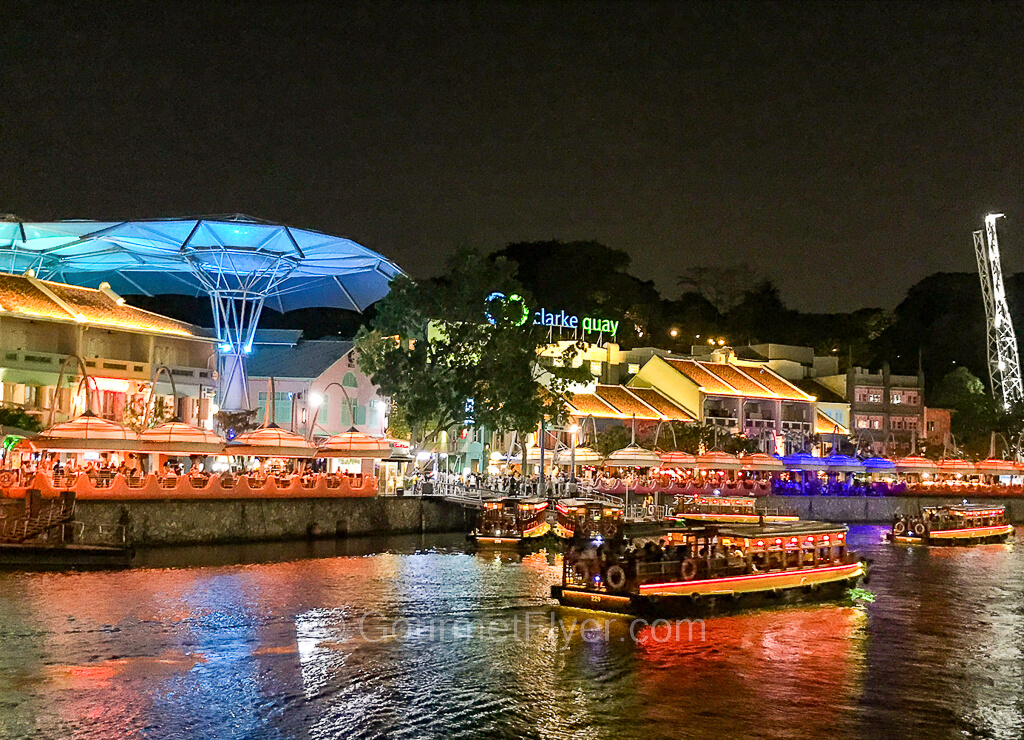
[355,248,589,450]
[677,264,759,314]
[0,407,42,433]
[933,367,986,409]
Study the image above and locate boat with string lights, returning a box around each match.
[888,504,1013,546]
[667,494,799,525]
[469,498,551,548]
[552,520,865,616]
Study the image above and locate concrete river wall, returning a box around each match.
[761,495,1024,523]
[74,496,475,547]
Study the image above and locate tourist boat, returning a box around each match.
[667,494,799,525]
[554,499,624,540]
[470,498,551,547]
[551,521,865,616]
[888,504,1014,546]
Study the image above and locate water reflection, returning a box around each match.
[1,527,1024,738]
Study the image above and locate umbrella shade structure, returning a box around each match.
[780,452,825,471]
[508,446,549,465]
[861,456,897,473]
[738,453,784,471]
[975,458,1017,476]
[936,458,976,475]
[317,430,390,458]
[33,412,139,452]
[554,446,605,466]
[895,455,940,474]
[136,422,226,455]
[2,216,403,410]
[227,425,316,458]
[695,451,742,470]
[821,454,865,473]
[660,450,698,468]
[606,445,663,468]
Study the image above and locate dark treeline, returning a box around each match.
[126,240,1011,406]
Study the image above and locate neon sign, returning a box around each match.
[485,293,618,337]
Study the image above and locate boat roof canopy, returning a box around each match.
[686,521,849,538]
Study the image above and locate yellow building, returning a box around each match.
[627,348,845,440]
[0,271,217,427]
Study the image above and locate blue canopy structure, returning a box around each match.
[0,215,403,409]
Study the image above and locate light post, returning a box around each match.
[569,422,579,487]
[305,381,355,442]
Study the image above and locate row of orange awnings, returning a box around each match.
[565,385,696,422]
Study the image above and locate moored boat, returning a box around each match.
[667,494,799,525]
[888,504,1013,546]
[470,498,551,547]
[554,499,623,540]
[551,520,865,616]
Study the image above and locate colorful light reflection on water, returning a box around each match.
[0,527,1023,738]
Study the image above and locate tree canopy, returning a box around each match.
[355,248,589,448]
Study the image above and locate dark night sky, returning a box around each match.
[5,1,1024,312]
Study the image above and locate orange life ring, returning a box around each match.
[893,520,906,535]
[605,564,627,593]
[0,471,17,488]
[680,559,698,581]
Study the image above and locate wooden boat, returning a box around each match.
[667,494,799,525]
[888,504,1014,546]
[551,521,865,616]
[554,499,624,540]
[470,498,551,547]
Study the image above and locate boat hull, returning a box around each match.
[552,561,865,617]
[889,524,1014,546]
[0,543,135,570]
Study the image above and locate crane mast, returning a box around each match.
[973,213,1023,409]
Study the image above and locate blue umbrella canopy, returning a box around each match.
[0,215,403,313]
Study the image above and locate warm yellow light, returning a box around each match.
[718,339,725,346]
[569,423,579,434]
[707,338,714,345]
[670,328,679,338]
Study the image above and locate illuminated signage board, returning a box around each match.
[485,293,618,337]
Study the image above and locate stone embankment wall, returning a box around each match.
[761,495,1024,523]
[74,496,474,547]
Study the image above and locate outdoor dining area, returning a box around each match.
[0,412,397,500]
[491,431,1024,499]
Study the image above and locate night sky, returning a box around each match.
[5,1,1024,312]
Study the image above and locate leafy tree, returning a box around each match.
[932,367,986,409]
[594,425,633,456]
[677,264,759,314]
[355,248,589,450]
[0,407,42,433]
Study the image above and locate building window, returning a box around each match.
[257,392,292,424]
[627,363,640,374]
[927,421,936,432]
[590,361,602,375]
[855,416,870,429]
[342,372,358,389]
[892,393,901,404]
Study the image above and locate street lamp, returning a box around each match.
[305,382,354,442]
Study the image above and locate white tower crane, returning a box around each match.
[973,213,1024,409]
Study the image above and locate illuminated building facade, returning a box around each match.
[245,332,389,440]
[0,271,217,427]
[628,348,824,449]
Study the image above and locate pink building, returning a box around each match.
[245,331,389,440]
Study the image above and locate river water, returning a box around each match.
[0,526,1022,740]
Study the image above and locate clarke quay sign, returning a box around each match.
[484,292,619,337]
